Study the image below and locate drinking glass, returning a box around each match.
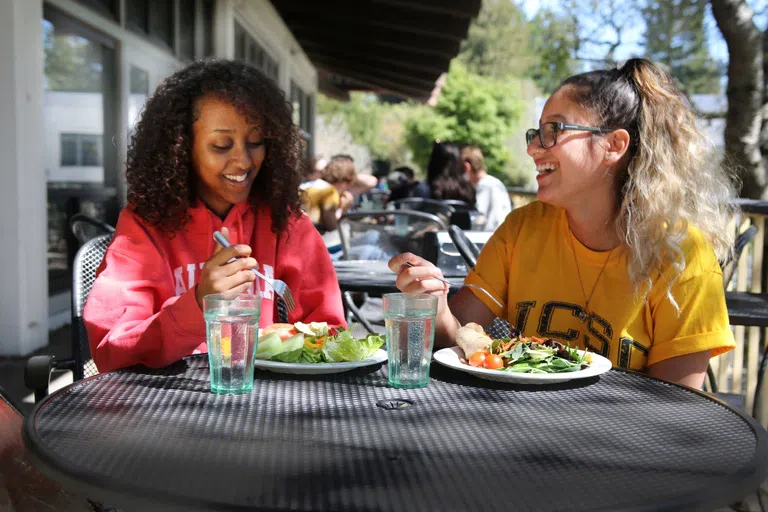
[203,293,261,394]
[383,293,438,388]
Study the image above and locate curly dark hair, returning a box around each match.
[126,58,303,235]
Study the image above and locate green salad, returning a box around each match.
[255,322,384,364]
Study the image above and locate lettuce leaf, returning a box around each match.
[322,330,385,362]
[271,346,325,364]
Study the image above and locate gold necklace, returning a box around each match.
[567,232,614,323]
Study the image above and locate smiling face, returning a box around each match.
[191,95,266,218]
[528,87,618,210]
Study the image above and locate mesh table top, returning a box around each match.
[24,356,768,511]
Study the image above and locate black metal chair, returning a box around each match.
[707,223,761,405]
[26,234,112,401]
[337,210,447,333]
[70,213,115,246]
[722,224,758,289]
[389,197,474,229]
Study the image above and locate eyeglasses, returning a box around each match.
[525,122,613,149]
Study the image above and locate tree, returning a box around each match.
[403,61,526,184]
[457,0,535,79]
[528,9,579,94]
[43,22,102,92]
[711,0,765,198]
[643,0,721,94]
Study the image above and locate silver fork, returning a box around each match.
[213,231,296,312]
[403,262,504,310]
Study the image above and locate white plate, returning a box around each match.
[433,346,612,384]
[253,349,388,375]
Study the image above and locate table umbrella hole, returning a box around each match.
[376,398,415,410]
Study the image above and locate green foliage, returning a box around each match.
[457,0,535,79]
[403,61,526,182]
[43,22,103,92]
[316,93,387,158]
[642,0,721,94]
[528,10,579,94]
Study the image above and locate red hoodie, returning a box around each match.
[83,201,345,372]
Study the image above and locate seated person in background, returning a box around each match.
[387,166,420,202]
[413,141,476,206]
[461,146,512,231]
[302,154,358,233]
[299,154,329,189]
[389,58,737,389]
[84,59,345,373]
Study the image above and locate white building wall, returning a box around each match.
[0,0,318,355]
[0,0,48,355]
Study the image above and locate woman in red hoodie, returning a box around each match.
[84,59,346,372]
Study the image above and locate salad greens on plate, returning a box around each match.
[255,322,384,364]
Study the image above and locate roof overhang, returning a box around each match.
[272,0,481,101]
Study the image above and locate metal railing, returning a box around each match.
[508,189,768,425]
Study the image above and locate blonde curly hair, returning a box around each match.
[559,58,738,309]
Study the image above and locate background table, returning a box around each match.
[23,355,768,511]
[334,260,464,294]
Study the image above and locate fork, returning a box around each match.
[403,262,504,310]
[213,231,296,312]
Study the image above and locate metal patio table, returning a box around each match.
[334,260,464,294]
[23,355,768,511]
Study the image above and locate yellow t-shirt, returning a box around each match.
[465,201,735,371]
[302,186,340,225]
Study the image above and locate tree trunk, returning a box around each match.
[711,0,765,198]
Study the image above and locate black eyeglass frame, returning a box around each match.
[526,122,613,149]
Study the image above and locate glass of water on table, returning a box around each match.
[203,293,261,394]
[383,293,438,388]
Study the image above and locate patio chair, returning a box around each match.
[721,224,758,289]
[389,197,475,230]
[26,234,112,401]
[337,210,447,332]
[0,385,94,511]
[70,213,116,246]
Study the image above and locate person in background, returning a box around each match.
[461,146,512,231]
[389,58,737,388]
[300,154,329,189]
[84,59,345,373]
[412,141,476,206]
[302,154,357,233]
[387,166,420,202]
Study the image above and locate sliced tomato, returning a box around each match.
[262,323,297,341]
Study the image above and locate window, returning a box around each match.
[60,134,103,167]
[202,0,215,57]
[127,0,175,50]
[126,0,149,34]
[234,21,279,82]
[74,0,119,20]
[290,82,314,152]
[179,0,195,61]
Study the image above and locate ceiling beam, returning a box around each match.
[316,63,432,99]
[299,41,449,76]
[370,0,482,18]
[275,5,470,41]
[308,54,439,89]
[292,26,460,60]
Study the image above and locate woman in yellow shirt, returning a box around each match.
[389,58,737,388]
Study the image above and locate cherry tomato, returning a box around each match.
[468,352,487,367]
[483,354,504,370]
